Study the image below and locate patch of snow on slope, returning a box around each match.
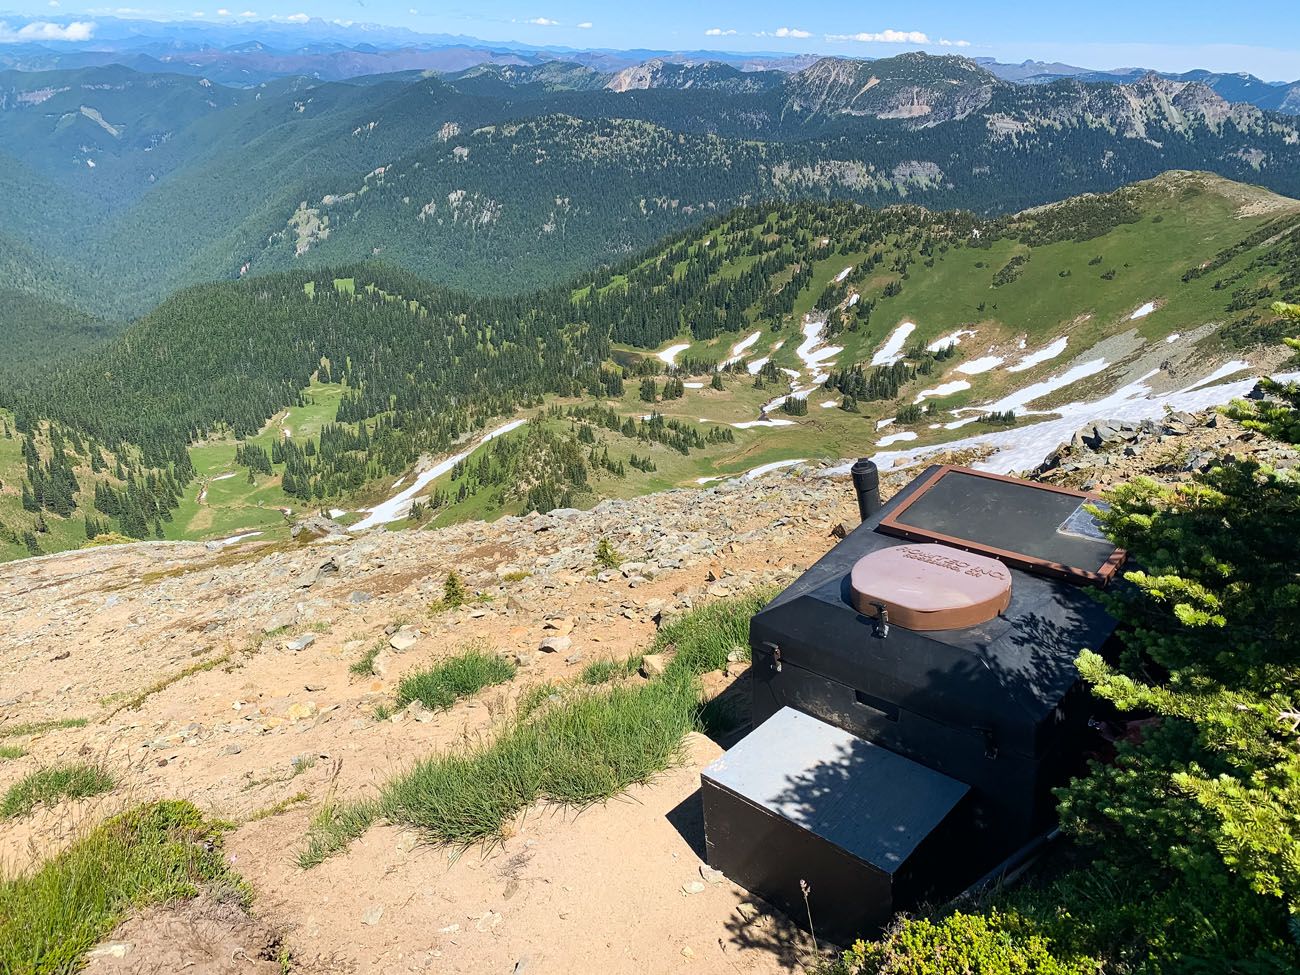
[656,342,690,366]
[1177,360,1251,393]
[974,359,1109,415]
[877,431,918,447]
[871,322,916,366]
[717,330,762,369]
[834,266,853,283]
[914,380,972,403]
[1130,301,1156,320]
[927,329,975,352]
[826,368,1298,478]
[744,459,808,479]
[354,418,527,530]
[746,357,770,375]
[1166,333,1181,344]
[847,293,860,307]
[821,400,837,408]
[732,418,796,429]
[1007,337,1068,372]
[956,356,1004,376]
[684,382,705,389]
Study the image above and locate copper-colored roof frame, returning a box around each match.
[876,465,1127,587]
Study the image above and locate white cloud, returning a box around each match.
[528,16,559,26]
[284,12,309,22]
[0,19,95,41]
[47,1,60,7]
[827,29,931,44]
[705,27,736,37]
[939,38,971,47]
[216,7,229,14]
[756,26,811,39]
[576,21,592,28]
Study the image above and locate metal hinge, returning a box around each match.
[763,642,783,673]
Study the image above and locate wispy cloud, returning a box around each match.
[528,16,559,26]
[756,26,811,39]
[939,38,971,47]
[576,21,592,29]
[705,27,736,37]
[0,19,95,41]
[827,29,931,44]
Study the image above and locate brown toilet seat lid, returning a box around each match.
[850,543,1012,631]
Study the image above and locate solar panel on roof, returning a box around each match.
[876,466,1126,585]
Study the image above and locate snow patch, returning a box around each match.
[1006,337,1068,372]
[956,356,1004,376]
[213,531,263,548]
[877,431,918,447]
[834,266,853,283]
[972,358,1109,416]
[656,342,691,366]
[1129,301,1156,320]
[353,418,527,530]
[718,330,762,369]
[210,472,238,483]
[684,382,705,389]
[744,459,807,479]
[1177,360,1251,393]
[927,329,975,352]
[732,418,796,429]
[1165,333,1181,344]
[820,400,838,408]
[914,380,971,403]
[871,322,916,367]
[746,357,770,375]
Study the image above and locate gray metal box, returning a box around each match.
[701,707,970,939]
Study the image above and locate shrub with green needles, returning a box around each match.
[394,646,516,712]
[1,764,115,820]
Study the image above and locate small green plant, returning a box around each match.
[594,538,622,569]
[500,570,532,583]
[297,800,377,868]
[394,645,516,712]
[0,800,245,974]
[0,745,26,761]
[348,640,384,677]
[443,570,466,608]
[0,718,88,739]
[247,792,311,823]
[1,764,115,819]
[580,656,643,686]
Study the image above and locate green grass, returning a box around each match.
[0,745,26,761]
[393,645,516,712]
[0,800,243,974]
[580,655,643,685]
[106,653,231,716]
[301,589,771,863]
[348,640,384,677]
[0,718,88,739]
[1,764,116,820]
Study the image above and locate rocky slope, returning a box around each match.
[0,408,1293,973]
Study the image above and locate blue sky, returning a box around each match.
[4,1,1300,79]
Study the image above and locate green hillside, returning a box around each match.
[0,171,1296,562]
[3,54,1300,328]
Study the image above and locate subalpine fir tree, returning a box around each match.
[1057,317,1300,953]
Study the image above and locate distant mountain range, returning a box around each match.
[3,50,1299,328]
[0,16,1294,114]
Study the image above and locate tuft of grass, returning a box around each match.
[107,653,232,716]
[580,655,643,686]
[0,800,243,974]
[348,640,384,677]
[1,764,115,820]
[516,682,560,719]
[300,589,772,864]
[247,791,311,823]
[0,745,26,761]
[297,800,377,869]
[0,718,88,739]
[394,646,516,712]
[500,570,532,583]
[651,589,770,679]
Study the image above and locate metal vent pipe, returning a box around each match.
[851,458,881,522]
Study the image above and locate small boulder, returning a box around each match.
[539,635,572,654]
[283,633,316,652]
[640,653,669,678]
[389,628,421,652]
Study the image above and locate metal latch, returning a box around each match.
[976,725,998,759]
[763,642,782,673]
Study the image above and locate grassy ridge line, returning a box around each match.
[300,591,767,866]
